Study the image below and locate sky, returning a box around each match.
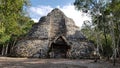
[29,0,91,28]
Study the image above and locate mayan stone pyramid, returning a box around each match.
[12,8,94,58]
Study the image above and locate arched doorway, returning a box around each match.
[48,36,71,58]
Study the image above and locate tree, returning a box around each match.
[74,0,110,56]
[74,0,120,65]
[107,0,120,65]
[0,0,34,56]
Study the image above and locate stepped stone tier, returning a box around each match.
[12,8,94,58]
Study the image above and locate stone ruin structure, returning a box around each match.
[12,8,94,58]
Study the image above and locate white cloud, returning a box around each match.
[29,4,91,28]
[58,4,91,28]
[31,18,39,22]
[30,5,53,16]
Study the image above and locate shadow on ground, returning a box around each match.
[0,57,87,68]
[0,57,120,68]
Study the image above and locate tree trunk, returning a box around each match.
[103,27,109,60]
[1,45,4,56]
[5,43,9,56]
[113,55,116,66]
[103,28,107,47]
[10,38,17,55]
[109,18,116,66]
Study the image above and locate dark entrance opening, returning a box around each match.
[48,36,71,58]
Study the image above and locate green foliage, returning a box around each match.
[0,0,34,46]
[74,0,120,57]
[18,16,34,34]
[0,33,10,44]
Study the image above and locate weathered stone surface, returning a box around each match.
[13,40,49,58]
[12,8,94,58]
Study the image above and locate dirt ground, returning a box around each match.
[0,57,120,68]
